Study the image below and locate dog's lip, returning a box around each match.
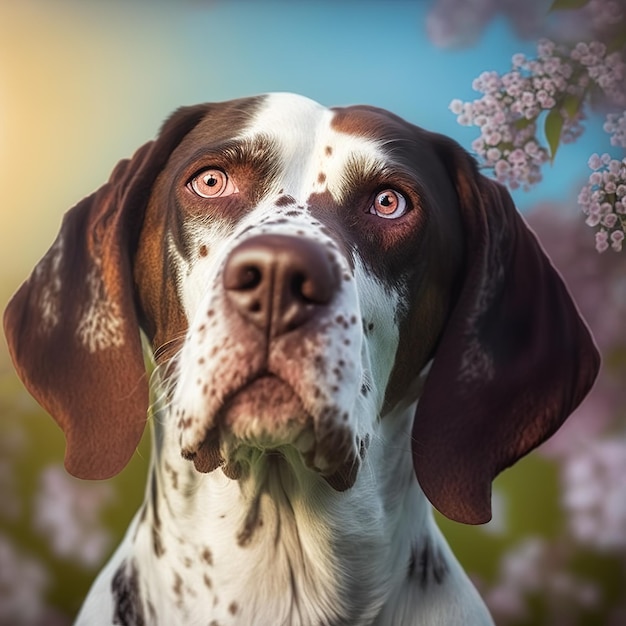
[185,373,311,473]
[217,373,309,430]
[183,373,360,490]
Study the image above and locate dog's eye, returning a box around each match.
[188,169,238,198]
[369,189,408,219]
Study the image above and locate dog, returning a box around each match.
[4,93,599,625]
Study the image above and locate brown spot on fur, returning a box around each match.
[317,172,326,184]
[275,194,296,206]
[173,571,183,598]
[325,145,333,156]
[199,244,208,257]
[201,547,213,566]
[112,560,145,626]
[229,601,239,615]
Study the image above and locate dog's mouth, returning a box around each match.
[183,374,360,491]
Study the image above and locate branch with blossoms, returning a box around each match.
[448,0,626,252]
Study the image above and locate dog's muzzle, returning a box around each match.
[185,233,361,490]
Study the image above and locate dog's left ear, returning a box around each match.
[412,134,601,525]
[3,105,210,480]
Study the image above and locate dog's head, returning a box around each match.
[4,93,599,524]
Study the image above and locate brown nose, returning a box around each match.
[223,234,339,338]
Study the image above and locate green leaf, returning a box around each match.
[545,108,564,162]
[514,117,535,130]
[549,0,589,10]
[562,94,582,118]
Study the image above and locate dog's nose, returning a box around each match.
[223,234,339,337]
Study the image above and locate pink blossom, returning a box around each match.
[483,537,602,622]
[448,35,620,191]
[596,230,610,252]
[425,0,548,48]
[579,156,626,252]
[33,464,115,567]
[449,99,464,115]
[611,229,624,250]
[0,535,57,625]
[449,25,626,205]
[562,439,626,549]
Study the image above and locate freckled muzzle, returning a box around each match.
[180,233,364,490]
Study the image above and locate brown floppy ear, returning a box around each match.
[412,136,601,524]
[3,105,210,480]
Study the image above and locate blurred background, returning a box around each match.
[0,1,624,624]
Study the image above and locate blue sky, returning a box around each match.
[170,0,607,212]
[0,0,612,284]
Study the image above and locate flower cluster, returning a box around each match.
[427,0,626,47]
[571,41,626,106]
[579,153,626,252]
[426,0,547,48]
[0,534,51,626]
[581,0,626,37]
[562,439,626,549]
[604,110,626,147]
[450,34,626,249]
[484,537,600,622]
[449,38,585,190]
[33,464,115,567]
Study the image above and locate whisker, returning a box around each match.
[153,331,187,363]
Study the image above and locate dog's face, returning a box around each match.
[3,93,599,524]
[133,93,464,490]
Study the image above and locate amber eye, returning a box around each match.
[369,189,408,219]
[188,168,238,198]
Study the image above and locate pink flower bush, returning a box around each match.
[562,439,626,549]
[0,534,57,626]
[579,153,626,252]
[426,0,548,48]
[484,537,601,623]
[449,32,626,249]
[605,111,626,147]
[33,464,115,567]
[427,0,626,47]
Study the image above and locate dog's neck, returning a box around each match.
[120,399,444,625]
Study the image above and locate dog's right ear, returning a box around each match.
[3,105,211,480]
